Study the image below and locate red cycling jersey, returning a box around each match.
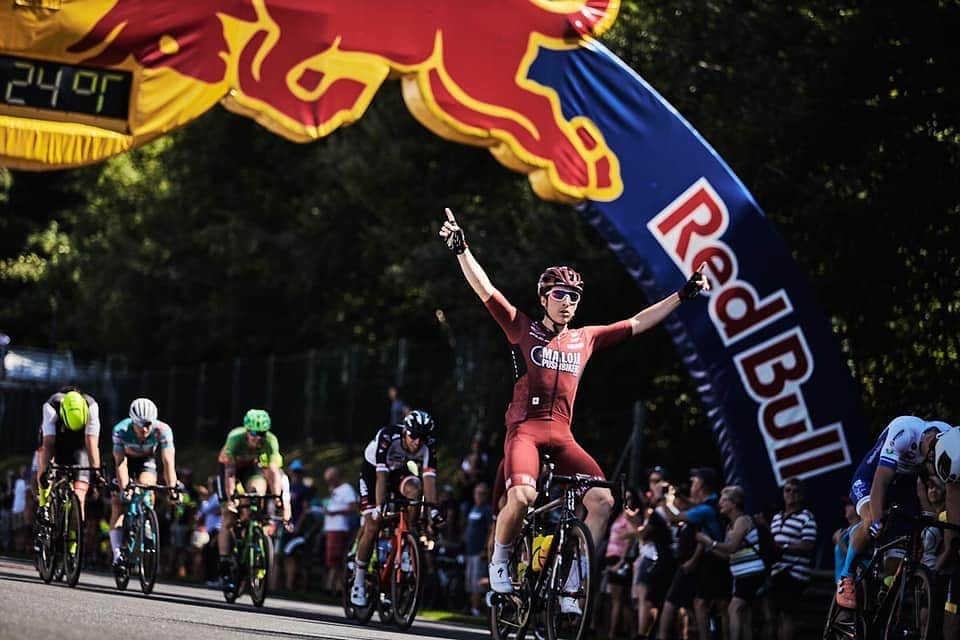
[485,290,633,490]
[484,290,632,427]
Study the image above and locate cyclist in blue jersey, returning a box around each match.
[109,398,182,572]
[835,416,959,610]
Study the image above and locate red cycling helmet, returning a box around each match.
[537,266,584,297]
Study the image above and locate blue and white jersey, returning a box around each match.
[864,416,949,475]
[112,418,174,459]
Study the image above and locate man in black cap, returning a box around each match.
[661,467,729,640]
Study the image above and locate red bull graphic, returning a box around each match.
[2,0,623,203]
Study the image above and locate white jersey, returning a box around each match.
[866,416,950,475]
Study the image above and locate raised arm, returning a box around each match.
[439,208,496,301]
[628,263,710,336]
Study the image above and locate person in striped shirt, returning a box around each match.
[697,485,765,640]
[766,477,818,640]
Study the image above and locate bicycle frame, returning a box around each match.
[232,493,278,563]
[824,506,960,640]
[36,464,102,587]
[121,484,156,566]
[223,492,281,606]
[377,497,422,589]
[114,481,171,593]
[494,462,621,640]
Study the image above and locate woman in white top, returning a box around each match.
[697,485,766,640]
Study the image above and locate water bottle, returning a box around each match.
[378,538,392,565]
[400,548,412,571]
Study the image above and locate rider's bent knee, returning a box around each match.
[584,488,614,513]
[507,486,536,509]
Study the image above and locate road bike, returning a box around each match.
[112,481,179,594]
[343,494,426,630]
[222,492,282,607]
[35,464,102,587]
[489,457,622,640]
[822,504,960,640]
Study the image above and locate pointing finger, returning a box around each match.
[444,207,458,223]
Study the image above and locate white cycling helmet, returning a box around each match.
[129,397,158,427]
[933,427,960,484]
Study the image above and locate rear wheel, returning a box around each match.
[138,507,160,594]
[248,525,273,607]
[883,566,932,640]
[391,532,423,630]
[544,521,593,640]
[63,492,84,587]
[36,503,57,584]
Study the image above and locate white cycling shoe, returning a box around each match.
[350,582,368,607]
[488,561,514,593]
[559,596,582,615]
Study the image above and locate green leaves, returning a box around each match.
[1,1,957,450]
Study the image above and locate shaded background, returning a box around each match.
[1,2,958,481]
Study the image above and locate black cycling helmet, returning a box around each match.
[537,266,584,297]
[403,410,436,439]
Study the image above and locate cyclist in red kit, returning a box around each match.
[439,208,710,605]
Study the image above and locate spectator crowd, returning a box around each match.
[0,435,845,640]
[12,389,956,640]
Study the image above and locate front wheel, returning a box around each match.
[113,526,130,591]
[883,566,932,640]
[63,492,84,588]
[248,526,273,607]
[544,520,593,640]
[138,507,160,594]
[390,532,422,630]
[36,504,57,584]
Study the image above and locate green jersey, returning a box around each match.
[218,426,282,468]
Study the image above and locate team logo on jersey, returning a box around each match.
[530,345,582,375]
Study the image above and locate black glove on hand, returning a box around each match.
[678,270,707,301]
[445,227,468,255]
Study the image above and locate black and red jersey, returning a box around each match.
[484,290,632,427]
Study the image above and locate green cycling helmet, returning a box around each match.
[59,391,89,432]
[244,408,271,433]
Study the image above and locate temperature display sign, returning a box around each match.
[1,54,132,121]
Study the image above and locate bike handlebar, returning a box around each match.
[126,482,179,492]
[883,504,960,532]
[46,464,107,484]
[550,474,618,490]
[231,492,284,502]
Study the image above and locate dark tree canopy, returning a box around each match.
[1,1,957,467]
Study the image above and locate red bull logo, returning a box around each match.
[62,0,623,202]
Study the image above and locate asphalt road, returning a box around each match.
[0,558,488,640]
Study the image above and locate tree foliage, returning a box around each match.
[1,1,957,463]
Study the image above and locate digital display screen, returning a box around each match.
[0,54,132,121]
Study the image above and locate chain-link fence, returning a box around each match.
[0,336,509,455]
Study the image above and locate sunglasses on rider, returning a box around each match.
[132,418,153,429]
[247,430,266,439]
[547,289,581,303]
